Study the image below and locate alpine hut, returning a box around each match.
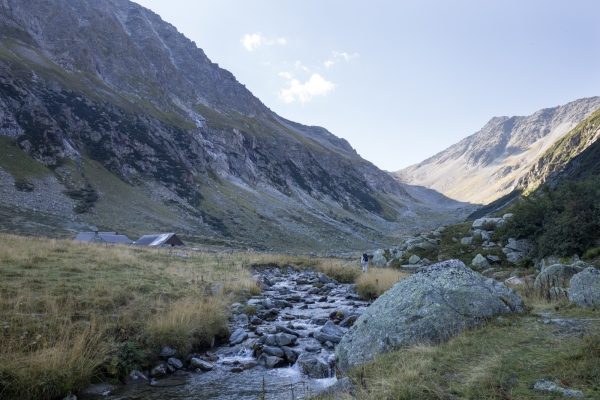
[73,232,134,244]
[134,233,185,247]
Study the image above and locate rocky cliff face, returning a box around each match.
[396,98,600,204]
[0,0,464,249]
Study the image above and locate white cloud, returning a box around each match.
[333,51,359,61]
[294,61,310,72]
[241,33,262,51]
[279,74,335,104]
[279,72,293,79]
[241,33,287,51]
[323,51,358,69]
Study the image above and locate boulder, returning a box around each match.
[471,254,490,269]
[569,267,600,306]
[336,260,523,373]
[281,346,298,363]
[167,358,183,369]
[159,346,176,358]
[314,320,343,344]
[416,241,437,251]
[372,249,387,267]
[265,332,297,347]
[257,353,284,368]
[296,353,330,378]
[504,251,524,264]
[190,358,214,371]
[229,328,248,345]
[408,254,420,265]
[472,217,503,230]
[505,238,531,253]
[261,346,285,358]
[321,377,356,399]
[461,237,473,245]
[150,364,167,377]
[486,255,500,263]
[534,264,583,292]
[318,272,338,285]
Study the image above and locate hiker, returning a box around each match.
[361,253,369,273]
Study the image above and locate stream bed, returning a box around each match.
[78,266,369,400]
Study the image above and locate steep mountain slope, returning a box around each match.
[396,98,600,204]
[0,0,466,250]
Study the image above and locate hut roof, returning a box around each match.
[73,232,132,244]
[134,233,185,247]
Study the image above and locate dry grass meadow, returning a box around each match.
[0,234,383,400]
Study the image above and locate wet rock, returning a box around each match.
[229,328,248,345]
[261,346,285,358]
[251,316,264,325]
[265,332,297,347]
[310,318,328,326]
[230,367,243,373]
[305,344,322,352]
[190,358,214,371]
[150,364,167,377]
[570,267,600,306]
[281,346,298,363]
[233,313,249,326]
[336,260,523,373]
[296,353,330,378]
[159,346,176,358]
[125,370,148,384]
[243,361,258,370]
[321,377,356,398]
[339,315,357,327]
[257,353,284,368]
[167,358,183,369]
[314,320,343,344]
[318,272,338,285]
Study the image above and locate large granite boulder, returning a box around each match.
[533,264,584,292]
[472,217,504,230]
[372,249,387,267]
[569,267,600,306]
[335,260,523,373]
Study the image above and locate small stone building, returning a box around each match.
[73,232,134,244]
[134,233,185,247]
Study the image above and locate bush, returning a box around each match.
[500,178,600,258]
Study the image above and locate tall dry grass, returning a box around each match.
[0,234,261,399]
[354,268,409,300]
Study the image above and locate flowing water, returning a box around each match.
[79,267,368,400]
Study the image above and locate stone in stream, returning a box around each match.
[229,328,248,346]
[314,320,343,344]
[190,358,214,371]
[261,346,285,358]
[257,353,284,368]
[230,367,244,373]
[243,361,258,370]
[336,259,523,373]
[281,346,298,363]
[150,364,167,377]
[317,272,338,284]
[250,316,263,325]
[339,315,357,327]
[167,358,183,369]
[296,353,330,378]
[265,332,297,347]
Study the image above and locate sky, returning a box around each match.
[132,0,600,171]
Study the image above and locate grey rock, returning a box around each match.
[533,379,584,397]
[314,320,343,344]
[461,237,473,245]
[257,353,284,368]
[505,251,524,263]
[318,272,338,285]
[372,249,387,267]
[261,346,285,358]
[486,255,501,263]
[159,346,176,358]
[569,267,600,306]
[471,254,490,269]
[190,358,214,371]
[126,370,148,384]
[296,353,330,378]
[150,364,167,377]
[336,260,523,373]
[534,264,582,292]
[472,217,503,229]
[167,358,183,369]
[265,332,297,347]
[229,328,248,345]
[505,238,531,253]
[321,377,356,399]
[408,254,421,265]
[281,346,298,363]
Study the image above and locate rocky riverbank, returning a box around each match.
[77,265,370,399]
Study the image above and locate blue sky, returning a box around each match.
[133,0,600,171]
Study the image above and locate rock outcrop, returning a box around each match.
[336,260,523,373]
[569,267,600,306]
